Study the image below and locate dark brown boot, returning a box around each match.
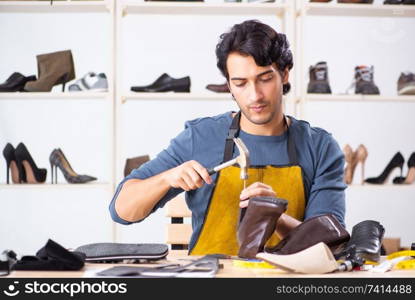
[237,196,288,259]
[24,50,75,92]
[124,155,150,177]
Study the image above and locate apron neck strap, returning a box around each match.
[223,111,298,165]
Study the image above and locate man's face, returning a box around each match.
[226,52,288,126]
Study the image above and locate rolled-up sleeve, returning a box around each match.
[109,124,194,224]
[304,134,347,226]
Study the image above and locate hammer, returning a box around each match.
[207,137,250,180]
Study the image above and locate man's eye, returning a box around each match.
[234,82,245,87]
[260,76,273,82]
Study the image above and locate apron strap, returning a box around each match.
[286,117,298,165]
[223,111,241,162]
[223,112,298,166]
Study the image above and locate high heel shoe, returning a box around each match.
[49,148,97,184]
[3,143,24,184]
[343,144,356,184]
[393,152,415,184]
[24,50,75,92]
[364,152,404,184]
[14,143,47,184]
[343,144,368,184]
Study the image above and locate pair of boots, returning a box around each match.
[24,49,75,92]
[237,196,384,263]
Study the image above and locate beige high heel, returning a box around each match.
[343,144,368,185]
[355,144,368,184]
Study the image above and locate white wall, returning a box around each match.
[0,1,414,255]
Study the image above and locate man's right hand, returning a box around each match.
[162,160,212,191]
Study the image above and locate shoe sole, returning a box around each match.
[398,85,415,95]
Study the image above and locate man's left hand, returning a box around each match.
[239,182,276,208]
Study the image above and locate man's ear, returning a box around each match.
[282,68,289,84]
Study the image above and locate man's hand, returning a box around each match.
[239,182,276,208]
[163,160,212,191]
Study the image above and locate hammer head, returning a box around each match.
[233,137,250,180]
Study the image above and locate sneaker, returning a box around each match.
[397,72,415,95]
[68,72,108,92]
[307,61,332,94]
[346,65,380,95]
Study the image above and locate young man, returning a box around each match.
[110,20,346,255]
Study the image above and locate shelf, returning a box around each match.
[302,94,415,103]
[301,2,415,17]
[346,184,415,190]
[0,0,111,13]
[0,182,112,190]
[0,92,110,100]
[121,92,233,103]
[121,1,288,16]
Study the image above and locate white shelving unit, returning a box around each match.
[1,0,414,251]
[0,0,111,13]
[301,2,415,17]
[303,93,415,103]
[296,0,415,112]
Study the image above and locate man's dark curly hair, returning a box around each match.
[216,20,293,95]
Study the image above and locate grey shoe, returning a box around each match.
[68,72,108,92]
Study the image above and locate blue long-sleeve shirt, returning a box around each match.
[109,111,347,249]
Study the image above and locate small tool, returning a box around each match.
[207,137,250,180]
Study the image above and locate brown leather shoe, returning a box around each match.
[237,196,288,259]
[124,155,150,177]
[205,82,230,93]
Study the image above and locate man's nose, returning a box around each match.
[248,83,264,102]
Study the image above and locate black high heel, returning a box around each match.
[2,143,25,184]
[49,148,97,184]
[364,152,404,185]
[393,152,415,185]
[14,143,47,184]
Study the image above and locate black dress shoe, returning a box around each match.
[0,72,36,92]
[131,73,191,93]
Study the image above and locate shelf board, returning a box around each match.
[121,92,233,103]
[0,0,110,13]
[346,184,415,190]
[302,2,415,17]
[122,2,288,16]
[303,94,415,103]
[0,92,110,100]
[0,182,112,190]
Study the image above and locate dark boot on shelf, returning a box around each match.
[364,152,404,184]
[130,73,190,93]
[0,72,36,92]
[397,72,415,95]
[307,61,332,94]
[49,148,96,184]
[354,65,380,95]
[14,143,47,184]
[24,50,75,92]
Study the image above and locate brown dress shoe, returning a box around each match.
[205,83,230,93]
